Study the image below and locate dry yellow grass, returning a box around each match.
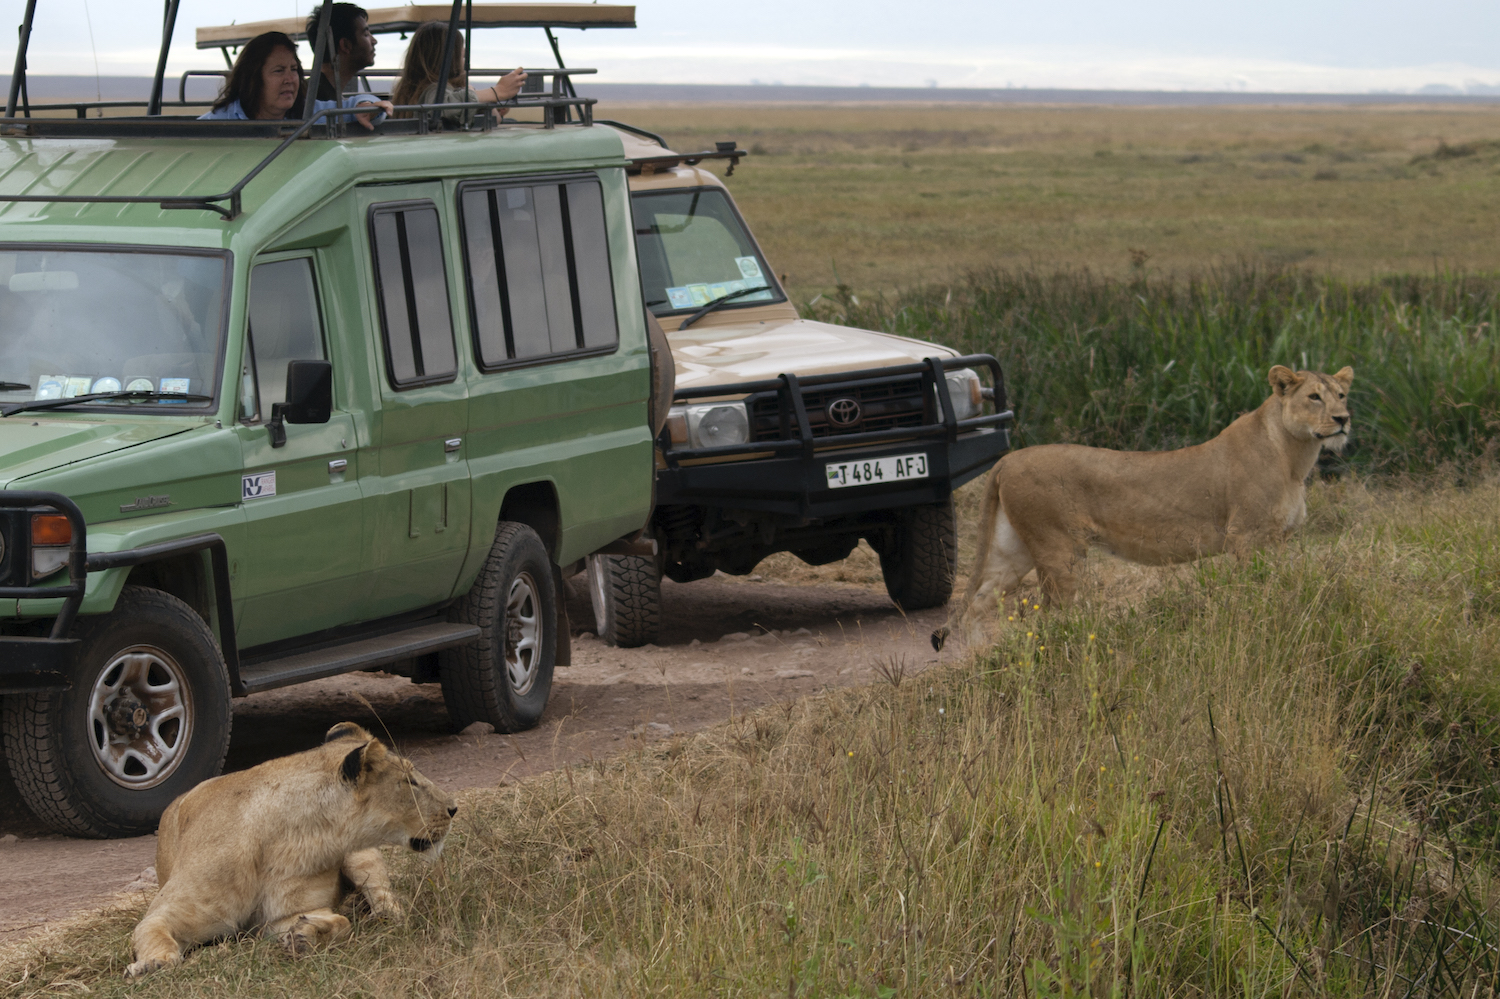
[6,479,1500,997]
[602,103,1500,297]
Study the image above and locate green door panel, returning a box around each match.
[234,415,364,648]
[357,184,473,618]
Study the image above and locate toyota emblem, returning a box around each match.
[826,397,862,428]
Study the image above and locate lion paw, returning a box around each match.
[279,917,317,959]
[124,957,173,979]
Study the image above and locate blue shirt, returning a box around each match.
[198,94,384,122]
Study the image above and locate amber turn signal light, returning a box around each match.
[31,513,72,546]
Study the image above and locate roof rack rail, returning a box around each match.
[0,95,596,222]
[628,143,749,177]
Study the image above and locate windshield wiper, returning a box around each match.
[677,285,768,330]
[1,391,213,418]
[0,381,30,391]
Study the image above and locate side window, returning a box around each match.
[369,201,458,388]
[460,176,619,370]
[243,257,325,422]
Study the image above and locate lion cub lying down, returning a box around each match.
[937,365,1352,646]
[125,722,456,978]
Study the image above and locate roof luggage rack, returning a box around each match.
[0,94,596,222]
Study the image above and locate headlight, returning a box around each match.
[666,401,751,448]
[944,368,983,421]
[30,513,72,579]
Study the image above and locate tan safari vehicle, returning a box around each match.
[582,126,1014,645]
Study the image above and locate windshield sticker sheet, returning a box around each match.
[664,266,770,311]
[27,375,189,400]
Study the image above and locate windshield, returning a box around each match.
[632,188,783,317]
[0,248,227,411]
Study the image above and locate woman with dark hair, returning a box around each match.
[391,21,526,124]
[199,31,392,128]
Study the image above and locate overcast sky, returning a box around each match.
[5,0,1499,93]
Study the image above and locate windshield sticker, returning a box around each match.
[665,274,772,311]
[64,376,92,398]
[126,378,154,393]
[35,376,63,400]
[91,376,121,394]
[735,256,763,280]
[666,287,695,309]
[159,377,191,403]
[242,471,276,500]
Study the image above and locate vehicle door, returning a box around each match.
[456,172,651,566]
[359,189,472,618]
[234,254,365,648]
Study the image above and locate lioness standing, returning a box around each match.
[125,722,456,978]
[943,365,1351,637]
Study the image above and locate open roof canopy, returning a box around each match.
[196,3,636,49]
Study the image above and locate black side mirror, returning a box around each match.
[268,359,332,448]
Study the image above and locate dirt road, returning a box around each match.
[0,569,953,939]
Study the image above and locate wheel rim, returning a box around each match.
[86,644,193,789]
[504,571,543,696]
[586,555,610,635]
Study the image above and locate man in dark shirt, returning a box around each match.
[305,3,376,101]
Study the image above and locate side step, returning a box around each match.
[238,621,481,694]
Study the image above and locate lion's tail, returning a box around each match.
[931,459,1007,651]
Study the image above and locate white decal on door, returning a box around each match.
[242,471,277,500]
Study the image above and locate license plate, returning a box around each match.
[825,452,928,489]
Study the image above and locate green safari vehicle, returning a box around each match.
[0,3,660,836]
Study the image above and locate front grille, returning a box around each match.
[748,374,931,442]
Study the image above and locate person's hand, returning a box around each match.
[492,67,527,102]
[352,99,394,130]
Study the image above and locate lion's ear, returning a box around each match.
[1268,365,1302,397]
[340,741,370,784]
[1331,366,1353,389]
[325,722,368,744]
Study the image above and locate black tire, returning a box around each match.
[586,553,662,648]
[878,500,958,611]
[440,523,557,733]
[1,586,232,838]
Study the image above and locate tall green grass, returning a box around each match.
[806,265,1500,475]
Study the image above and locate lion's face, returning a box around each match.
[325,723,457,856]
[1270,365,1353,453]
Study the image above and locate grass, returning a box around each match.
[608,104,1500,296]
[802,264,1500,476]
[6,480,1500,998]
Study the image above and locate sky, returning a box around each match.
[4,0,1500,94]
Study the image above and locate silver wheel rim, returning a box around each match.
[586,555,610,636]
[504,571,543,696]
[86,645,193,789]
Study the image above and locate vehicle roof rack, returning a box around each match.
[628,143,749,177]
[196,3,635,48]
[0,95,596,222]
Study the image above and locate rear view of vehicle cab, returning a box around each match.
[0,3,658,837]
[582,125,1014,647]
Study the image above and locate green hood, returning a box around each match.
[0,416,193,487]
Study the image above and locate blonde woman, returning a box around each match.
[392,22,527,123]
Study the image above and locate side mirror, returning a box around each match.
[268,359,332,448]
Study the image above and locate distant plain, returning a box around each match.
[604,102,1500,295]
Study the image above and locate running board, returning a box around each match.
[238,622,481,694]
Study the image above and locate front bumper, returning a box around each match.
[657,354,1013,518]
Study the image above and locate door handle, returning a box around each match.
[328,459,348,474]
[444,438,462,453]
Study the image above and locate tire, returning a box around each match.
[878,500,958,611]
[586,553,661,648]
[440,523,557,733]
[1,586,232,838]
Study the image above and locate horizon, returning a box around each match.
[2,1,1499,97]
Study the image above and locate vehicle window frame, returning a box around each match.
[455,172,622,374]
[241,252,329,426]
[366,199,460,391]
[628,185,788,318]
[0,241,231,416]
